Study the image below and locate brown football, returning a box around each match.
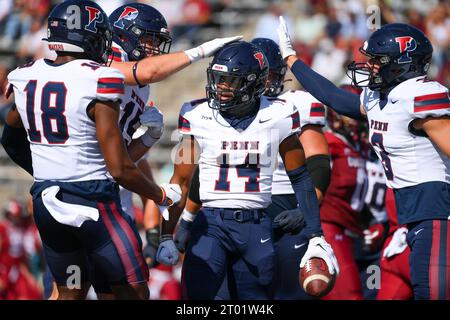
[299,257,336,298]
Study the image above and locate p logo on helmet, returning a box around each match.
[113,7,139,29]
[254,52,265,70]
[395,36,417,64]
[85,6,103,33]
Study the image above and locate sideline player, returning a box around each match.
[2,0,180,300]
[157,41,338,299]
[277,18,450,299]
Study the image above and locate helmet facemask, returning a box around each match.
[347,47,390,91]
[85,25,113,65]
[121,26,171,61]
[206,68,267,118]
[264,67,286,97]
[348,45,431,91]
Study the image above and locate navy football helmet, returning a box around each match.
[206,41,269,118]
[109,3,171,61]
[251,38,287,97]
[348,23,433,91]
[46,0,112,64]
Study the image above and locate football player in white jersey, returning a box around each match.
[278,18,450,299]
[164,38,332,300]
[1,0,181,300]
[155,41,338,299]
[107,3,242,271]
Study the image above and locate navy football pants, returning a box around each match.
[265,194,312,300]
[33,189,148,288]
[215,195,312,300]
[182,207,274,300]
[407,219,450,300]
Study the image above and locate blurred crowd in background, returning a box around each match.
[0,0,449,299]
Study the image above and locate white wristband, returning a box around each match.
[184,47,203,63]
[181,209,196,222]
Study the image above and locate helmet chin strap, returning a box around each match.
[220,98,259,120]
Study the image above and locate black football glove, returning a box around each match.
[273,207,305,233]
[143,227,159,268]
[174,218,193,253]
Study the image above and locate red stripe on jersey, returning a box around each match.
[414,92,449,102]
[97,87,125,94]
[178,114,191,132]
[98,77,124,84]
[291,111,300,130]
[414,103,450,113]
[108,55,122,62]
[310,102,325,117]
[429,220,440,300]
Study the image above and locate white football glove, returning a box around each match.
[383,227,408,258]
[184,36,243,63]
[300,236,339,276]
[139,105,164,148]
[158,183,182,221]
[276,16,297,60]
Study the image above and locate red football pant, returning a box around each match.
[377,232,413,300]
[321,222,363,300]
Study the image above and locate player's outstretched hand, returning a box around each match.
[156,234,179,266]
[139,104,164,148]
[300,236,339,276]
[184,36,243,63]
[383,227,408,258]
[277,16,297,60]
[158,183,182,220]
[273,207,305,233]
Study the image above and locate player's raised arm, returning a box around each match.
[277,16,364,120]
[111,36,242,86]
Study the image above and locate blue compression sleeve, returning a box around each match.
[1,124,33,175]
[287,165,323,238]
[290,59,364,120]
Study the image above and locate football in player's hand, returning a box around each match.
[299,257,336,298]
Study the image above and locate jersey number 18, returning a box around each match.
[25,80,68,144]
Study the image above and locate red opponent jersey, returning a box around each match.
[320,131,368,235]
